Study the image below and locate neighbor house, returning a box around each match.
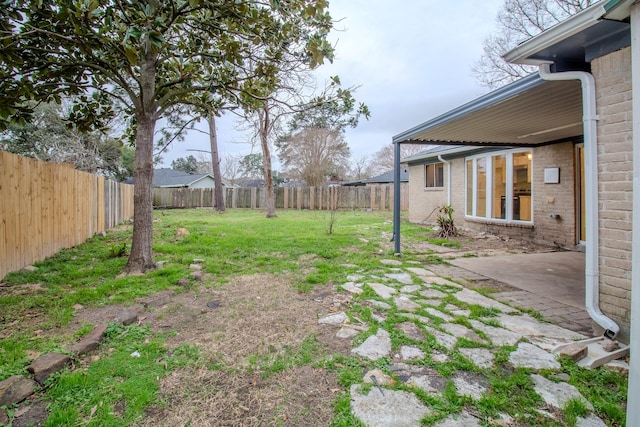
[152,168,217,189]
[342,168,409,187]
[393,0,638,345]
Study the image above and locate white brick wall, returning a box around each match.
[407,163,447,224]
[593,46,633,341]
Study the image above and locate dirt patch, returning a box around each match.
[66,273,352,425]
[139,365,339,426]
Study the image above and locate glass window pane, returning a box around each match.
[492,155,506,219]
[476,157,486,217]
[435,163,444,187]
[426,164,434,187]
[513,152,531,221]
[466,160,473,215]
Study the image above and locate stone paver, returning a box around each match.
[395,322,426,341]
[367,283,397,299]
[406,267,436,278]
[423,326,457,350]
[576,414,608,427]
[454,288,514,312]
[318,312,348,325]
[424,307,454,322]
[313,260,624,426]
[350,385,431,427]
[380,259,403,266]
[399,285,422,293]
[400,346,425,361]
[531,374,593,410]
[441,323,485,344]
[452,371,488,400]
[394,295,421,312]
[351,329,391,360]
[509,343,561,370]
[341,282,363,295]
[433,411,481,426]
[366,299,392,310]
[385,272,414,285]
[459,348,494,369]
[468,319,522,346]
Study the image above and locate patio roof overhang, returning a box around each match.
[392,73,583,148]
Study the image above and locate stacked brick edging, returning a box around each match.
[0,308,140,423]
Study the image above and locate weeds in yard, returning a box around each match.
[0,210,629,426]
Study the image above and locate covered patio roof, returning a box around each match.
[393,73,583,147]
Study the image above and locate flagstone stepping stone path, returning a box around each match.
[320,258,615,426]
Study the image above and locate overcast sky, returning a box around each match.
[159,0,506,169]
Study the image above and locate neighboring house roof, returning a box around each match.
[343,168,408,186]
[152,168,216,188]
[235,178,265,188]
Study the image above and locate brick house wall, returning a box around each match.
[408,145,578,244]
[407,163,447,224]
[592,46,633,341]
[530,142,578,248]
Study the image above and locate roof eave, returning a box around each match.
[503,0,633,65]
[393,73,543,143]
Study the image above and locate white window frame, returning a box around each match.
[464,149,532,224]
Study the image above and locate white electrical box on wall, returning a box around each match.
[544,167,560,184]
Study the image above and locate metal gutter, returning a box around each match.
[402,146,480,164]
[505,0,635,66]
[392,73,544,143]
[504,2,607,65]
[538,63,619,338]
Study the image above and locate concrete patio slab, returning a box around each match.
[450,251,585,308]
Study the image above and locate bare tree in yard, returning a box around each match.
[1,1,339,274]
[473,0,595,89]
[349,154,373,180]
[221,155,242,186]
[279,127,350,187]
[238,45,369,218]
[367,143,427,176]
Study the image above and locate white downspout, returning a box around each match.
[627,2,640,425]
[438,155,451,205]
[538,63,619,338]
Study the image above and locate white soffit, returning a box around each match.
[395,79,583,146]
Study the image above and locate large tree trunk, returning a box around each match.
[259,105,276,218]
[124,51,158,274]
[208,113,225,212]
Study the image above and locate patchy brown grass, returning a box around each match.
[67,273,352,426]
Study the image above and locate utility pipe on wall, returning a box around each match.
[538,63,619,338]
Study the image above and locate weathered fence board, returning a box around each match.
[152,184,409,211]
[0,151,134,280]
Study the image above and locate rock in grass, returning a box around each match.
[0,375,37,406]
[28,353,71,385]
[114,310,138,326]
[66,324,108,355]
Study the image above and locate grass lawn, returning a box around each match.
[0,209,628,426]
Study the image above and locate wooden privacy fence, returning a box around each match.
[153,184,409,211]
[0,151,134,280]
